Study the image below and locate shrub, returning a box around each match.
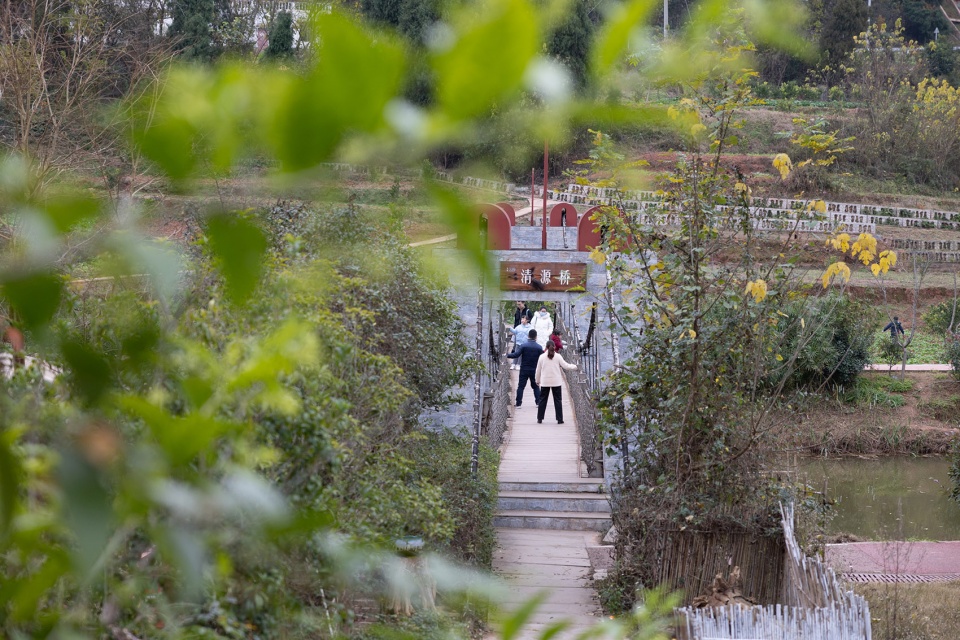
[924,300,960,335]
[405,431,499,567]
[786,293,879,389]
[949,336,960,382]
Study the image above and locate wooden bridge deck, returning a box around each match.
[491,369,605,639]
[498,369,587,483]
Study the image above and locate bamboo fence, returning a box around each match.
[649,526,786,606]
[675,503,872,640]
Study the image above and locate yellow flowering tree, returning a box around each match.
[913,78,960,184]
[821,230,937,379]
[773,117,854,190]
[574,22,873,610]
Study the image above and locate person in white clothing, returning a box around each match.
[531,306,553,348]
[534,340,577,424]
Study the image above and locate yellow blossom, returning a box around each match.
[821,261,852,288]
[772,153,793,180]
[827,233,850,253]
[745,278,768,303]
[879,249,897,270]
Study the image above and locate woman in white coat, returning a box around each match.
[535,340,577,424]
[531,306,554,348]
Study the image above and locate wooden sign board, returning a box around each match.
[500,262,588,292]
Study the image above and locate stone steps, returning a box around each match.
[494,509,612,531]
[498,491,611,513]
[498,480,604,493]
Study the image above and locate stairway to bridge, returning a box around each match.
[490,368,611,638]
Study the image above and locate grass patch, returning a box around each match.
[855,581,960,640]
[872,329,947,366]
[918,395,960,422]
[871,376,916,393]
[842,377,907,409]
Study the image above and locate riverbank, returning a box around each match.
[775,371,960,456]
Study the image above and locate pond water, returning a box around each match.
[799,457,960,540]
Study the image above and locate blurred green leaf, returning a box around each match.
[0,154,31,198]
[592,0,656,76]
[499,592,547,640]
[57,450,113,575]
[0,427,21,537]
[181,375,215,410]
[135,110,199,183]
[2,272,64,332]
[207,65,253,173]
[206,212,268,304]
[536,621,571,639]
[117,237,184,306]
[433,0,539,120]
[135,65,253,176]
[265,507,334,538]
[119,396,237,468]
[61,338,113,406]
[42,194,102,234]
[158,525,206,601]
[427,183,489,274]
[8,551,69,622]
[264,14,405,171]
[741,0,812,57]
[119,323,161,368]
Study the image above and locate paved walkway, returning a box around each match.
[827,541,960,581]
[864,363,952,371]
[491,369,603,638]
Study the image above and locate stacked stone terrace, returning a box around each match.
[535,183,960,263]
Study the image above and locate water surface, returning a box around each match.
[800,457,960,540]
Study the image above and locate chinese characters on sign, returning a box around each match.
[500,262,587,291]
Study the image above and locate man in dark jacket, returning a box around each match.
[883,316,905,341]
[514,301,533,327]
[507,329,543,407]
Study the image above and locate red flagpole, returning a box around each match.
[542,140,548,249]
[530,168,535,226]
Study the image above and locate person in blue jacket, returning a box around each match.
[507,315,533,370]
[883,316,905,341]
[507,329,543,407]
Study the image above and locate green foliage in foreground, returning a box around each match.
[0,0,808,636]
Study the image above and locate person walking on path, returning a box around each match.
[883,316,905,342]
[507,315,533,370]
[549,329,563,353]
[535,341,577,424]
[531,306,553,348]
[514,301,533,328]
[507,329,543,407]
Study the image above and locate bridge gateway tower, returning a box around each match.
[421,200,640,486]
